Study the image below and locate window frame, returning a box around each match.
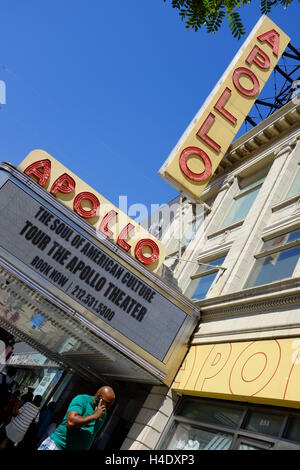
[221,173,267,229]
[190,254,227,281]
[286,162,300,200]
[156,396,300,451]
[244,225,300,289]
[185,253,227,301]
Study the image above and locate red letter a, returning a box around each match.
[257,29,280,57]
[24,159,51,187]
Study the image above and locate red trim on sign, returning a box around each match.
[193,345,215,390]
[117,223,134,252]
[50,173,76,197]
[73,192,100,218]
[24,159,51,187]
[246,45,271,70]
[179,146,212,182]
[196,113,221,154]
[182,346,197,391]
[229,340,281,397]
[241,352,268,383]
[211,352,222,367]
[134,239,160,266]
[99,210,118,238]
[232,67,260,97]
[283,348,300,400]
[214,87,237,126]
[257,29,280,57]
[201,343,232,391]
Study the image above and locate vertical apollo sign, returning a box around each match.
[159,16,290,201]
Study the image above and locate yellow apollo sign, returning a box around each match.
[159,16,290,201]
[173,338,300,409]
[19,150,165,272]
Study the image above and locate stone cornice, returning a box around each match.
[195,277,300,319]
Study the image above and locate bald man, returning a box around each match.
[38,386,115,451]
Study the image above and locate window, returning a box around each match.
[285,417,300,443]
[245,228,300,288]
[222,175,266,228]
[180,400,243,428]
[244,411,284,437]
[161,422,233,450]
[157,397,300,451]
[164,252,179,272]
[287,165,300,199]
[181,213,202,248]
[185,255,226,300]
[180,201,209,249]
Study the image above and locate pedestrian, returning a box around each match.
[37,410,59,448]
[0,367,17,409]
[0,389,22,427]
[38,385,115,450]
[36,402,56,443]
[0,394,43,449]
[20,389,34,404]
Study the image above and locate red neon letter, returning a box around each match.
[196,113,221,154]
[257,29,280,57]
[117,223,134,252]
[246,45,270,70]
[50,173,75,197]
[232,67,260,97]
[73,192,100,218]
[214,87,237,126]
[24,159,51,187]
[99,210,117,237]
[179,147,212,182]
[134,239,160,266]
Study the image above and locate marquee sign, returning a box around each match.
[0,165,199,384]
[159,16,290,201]
[19,150,165,272]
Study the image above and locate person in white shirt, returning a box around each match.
[0,394,43,448]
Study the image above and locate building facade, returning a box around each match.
[121,100,300,450]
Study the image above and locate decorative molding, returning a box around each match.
[201,293,300,320]
[207,220,244,240]
[193,326,300,343]
[274,138,298,159]
[271,194,300,213]
[220,176,235,192]
[294,198,300,215]
[262,215,300,240]
[196,277,300,320]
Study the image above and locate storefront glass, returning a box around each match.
[158,398,300,450]
[163,422,232,450]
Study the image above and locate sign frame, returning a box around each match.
[0,162,199,385]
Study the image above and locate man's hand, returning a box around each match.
[67,404,106,429]
[93,403,106,420]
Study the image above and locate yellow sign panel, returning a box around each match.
[173,338,300,408]
[159,16,290,201]
[19,150,165,272]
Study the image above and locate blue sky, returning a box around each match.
[0,0,299,214]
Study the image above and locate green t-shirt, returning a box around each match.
[51,394,106,450]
